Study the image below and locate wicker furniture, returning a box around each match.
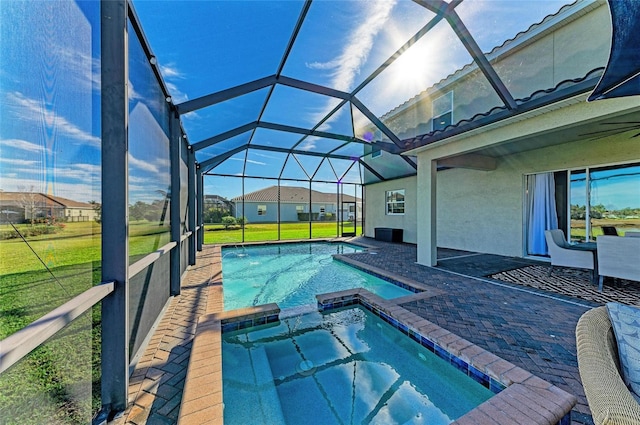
[576,307,640,425]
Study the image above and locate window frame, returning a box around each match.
[257,204,267,216]
[385,189,405,215]
[432,91,453,132]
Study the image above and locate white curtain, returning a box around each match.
[527,173,559,255]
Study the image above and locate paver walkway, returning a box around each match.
[115,238,620,425]
[113,246,222,425]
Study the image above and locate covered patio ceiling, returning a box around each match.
[132,0,608,185]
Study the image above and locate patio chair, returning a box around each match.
[596,235,640,291]
[544,229,594,278]
[576,306,640,425]
[601,226,619,236]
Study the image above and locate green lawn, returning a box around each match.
[203,221,362,244]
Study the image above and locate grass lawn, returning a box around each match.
[569,218,640,240]
[0,220,172,422]
[203,221,362,244]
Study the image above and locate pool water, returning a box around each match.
[222,307,494,425]
[221,242,412,310]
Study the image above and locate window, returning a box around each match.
[386,190,405,215]
[296,205,304,213]
[319,206,325,214]
[432,91,453,131]
[257,205,267,216]
[570,162,640,241]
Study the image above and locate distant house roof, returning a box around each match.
[0,192,93,208]
[231,186,359,204]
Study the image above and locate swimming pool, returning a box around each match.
[221,242,413,310]
[222,306,494,425]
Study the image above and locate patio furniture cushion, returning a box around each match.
[607,302,640,403]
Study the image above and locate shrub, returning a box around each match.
[221,216,236,229]
[236,216,248,228]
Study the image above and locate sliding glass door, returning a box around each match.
[586,163,640,238]
[526,162,639,256]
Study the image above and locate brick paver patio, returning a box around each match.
[112,237,634,425]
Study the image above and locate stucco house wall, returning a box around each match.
[236,201,340,223]
[437,133,638,256]
[364,176,417,244]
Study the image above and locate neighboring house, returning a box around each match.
[0,192,97,223]
[363,0,640,266]
[203,194,234,215]
[231,186,361,223]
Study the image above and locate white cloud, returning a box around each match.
[160,63,189,104]
[308,1,396,92]
[305,60,342,71]
[5,92,100,146]
[230,157,265,166]
[0,157,39,167]
[297,139,318,151]
[0,175,98,203]
[154,157,171,169]
[0,138,44,153]
[307,0,396,125]
[129,153,160,174]
[160,64,183,80]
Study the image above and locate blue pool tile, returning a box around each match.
[409,330,421,343]
[255,317,267,326]
[420,336,435,352]
[469,366,491,389]
[434,345,450,361]
[398,323,409,334]
[222,322,239,333]
[238,320,253,330]
[267,315,279,324]
[490,378,506,394]
[451,356,469,374]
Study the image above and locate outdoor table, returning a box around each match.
[567,242,598,285]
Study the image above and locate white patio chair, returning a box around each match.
[544,229,594,278]
[596,235,640,291]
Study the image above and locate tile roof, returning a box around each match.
[0,192,93,208]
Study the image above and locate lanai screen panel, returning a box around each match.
[311,181,338,239]
[281,0,435,93]
[357,17,503,140]
[457,0,604,100]
[243,178,279,241]
[182,88,270,142]
[128,20,171,264]
[132,0,305,99]
[0,1,101,419]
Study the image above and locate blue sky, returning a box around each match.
[6,0,634,208]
